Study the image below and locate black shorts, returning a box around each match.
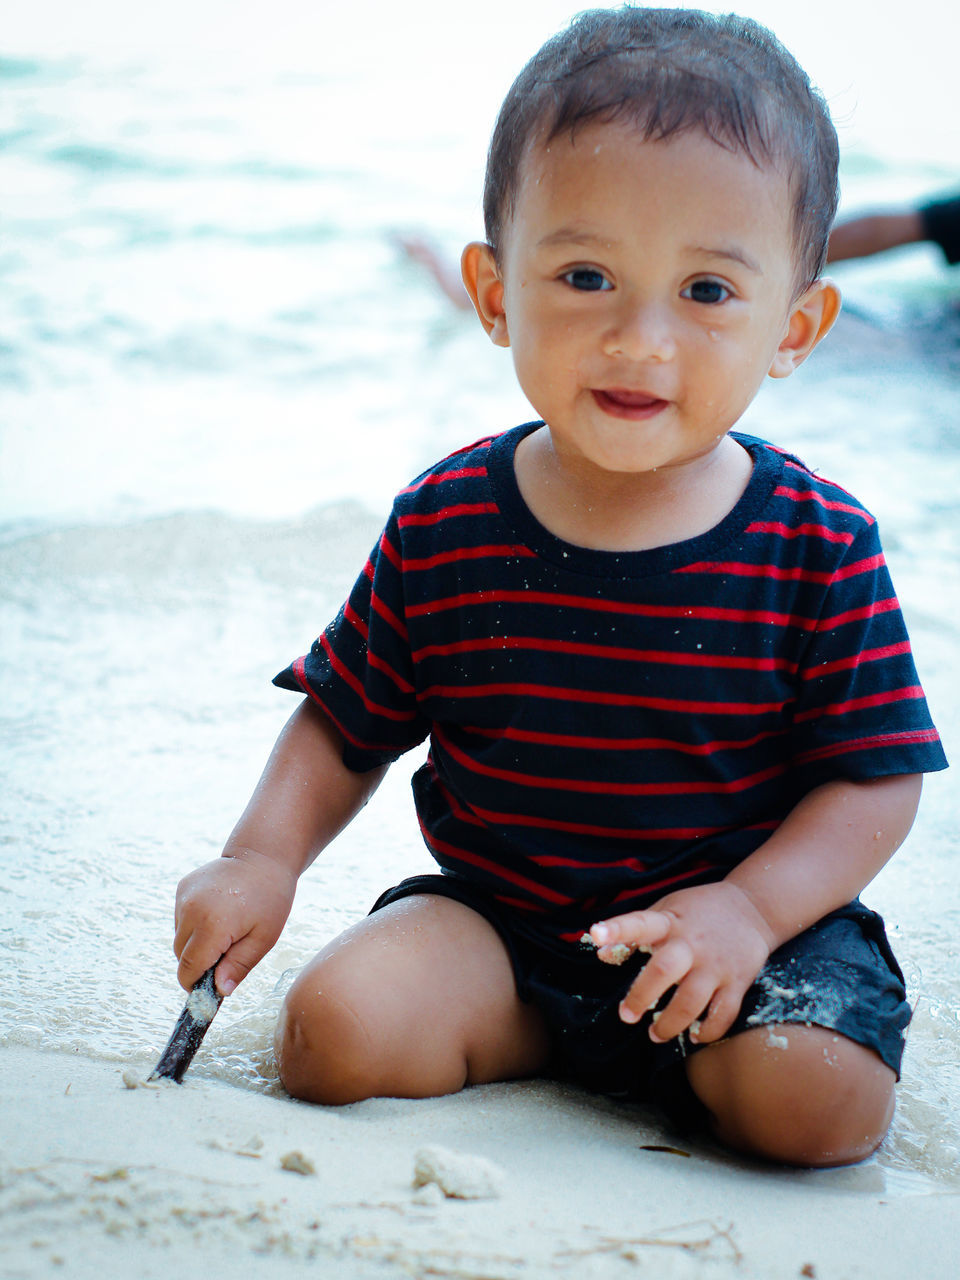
[920,193,960,265]
[371,874,911,1129]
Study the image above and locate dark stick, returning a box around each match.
[149,964,224,1083]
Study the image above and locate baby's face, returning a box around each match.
[492,121,804,479]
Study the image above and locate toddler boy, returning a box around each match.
[174,7,947,1166]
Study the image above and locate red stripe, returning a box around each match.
[343,600,369,641]
[675,558,885,591]
[412,634,797,673]
[746,520,855,545]
[398,466,488,494]
[420,679,786,715]
[398,502,498,527]
[794,685,925,723]
[681,554,887,588]
[532,851,651,871]
[466,800,722,841]
[794,727,941,766]
[435,725,788,796]
[377,529,402,571]
[398,437,496,495]
[691,552,885,586]
[369,585,408,642]
[420,826,571,905]
[678,561,842,584]
[833,553,885,580]
[817,596,899,630]
[290,657,400,753]
[464,722,788,756]
[604,864,717,905]
[404,544,536,572]
[782,459,863,507]
[320,634,417,723]
[773,484,873,521]
[495,892,551,915]
[366,647,415,695]
[407,589,816,630]
[432,773,719,841]
[800,640,913,680]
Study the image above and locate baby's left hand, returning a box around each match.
[588,882,776,1044]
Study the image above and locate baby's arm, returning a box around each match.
[174,699,387,996]
[589,772,922,1043]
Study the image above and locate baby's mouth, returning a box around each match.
[592,389,670,419]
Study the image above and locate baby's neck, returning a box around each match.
[513,428,753,553]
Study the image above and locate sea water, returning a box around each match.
[2,0,958,1187]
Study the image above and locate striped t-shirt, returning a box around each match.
[275,423,947,944]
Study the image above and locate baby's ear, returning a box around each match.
[461,242,510,347]
[768,278,841,378]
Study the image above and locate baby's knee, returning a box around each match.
[275,966,378,1105]
[687,1025,896,1167]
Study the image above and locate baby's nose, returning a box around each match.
[601,300,677,363]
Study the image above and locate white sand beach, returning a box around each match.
[5,1043,960,1280]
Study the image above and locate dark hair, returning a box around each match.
[483,6,839,288]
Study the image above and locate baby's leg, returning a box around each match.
[686,1025,896,1167]
[275,894,551,1104]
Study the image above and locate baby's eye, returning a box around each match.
[561,268,612,292]
[683,279,731,305]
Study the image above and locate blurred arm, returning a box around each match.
[827,209,926,262]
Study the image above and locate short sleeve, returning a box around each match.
[789,519,947,785]
[273,512,431,771]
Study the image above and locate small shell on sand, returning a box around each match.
[412,1145,504,1200]
[411,1181,445,1207]
[280,1150,316,1175]
[121,1068,160,1090]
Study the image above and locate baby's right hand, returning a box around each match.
[173,849,297,997]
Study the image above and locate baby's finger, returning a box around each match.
[689,985,743,1045]
[595,941,637,966]
[647,972,717,1043]
[177,927,234,993]
[590,909,672,951]
[213,929,273,998]
[618,937,693,1024]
